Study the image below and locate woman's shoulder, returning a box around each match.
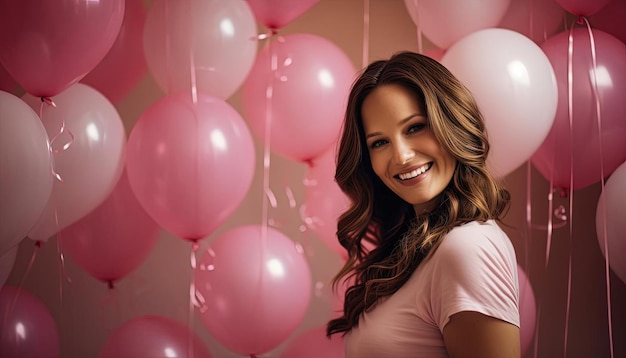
[434,220,515,263]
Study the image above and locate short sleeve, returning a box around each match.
[428,221,520,331]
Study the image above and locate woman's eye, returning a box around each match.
[407,123,425,134]
[370,139,387,148]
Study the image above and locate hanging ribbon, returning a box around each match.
[579,15,614,358]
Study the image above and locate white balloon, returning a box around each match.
[441,28,558,178]
[595,160,626,285]
[0,91,53,254]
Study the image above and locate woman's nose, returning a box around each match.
[393,141,414,164]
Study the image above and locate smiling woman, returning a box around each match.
[327,51,519,358]
[362,84,456,214]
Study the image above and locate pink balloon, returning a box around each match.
[243,33,356,163]
[404,0,511,49]
[518,265,537,356]
[0,286,60,358]
[554,0,611,16]
[0,91,53,255]
[99,315,211,358]
[532,29,626,190]
[281,325,344,358]
[144,0,258,100]
[246,0,319,29]
[126,92,255,241]
[0,0,124,98]
[195,225,312,355]
[498,0,565,43]
[303,147,350,258]
[441,28,558,178]
[81,0,147,104]
[22,84,127,242]
[596,160,626,285]
[590,0,626,44]
[0,247,17,288]
[60,170,160,286]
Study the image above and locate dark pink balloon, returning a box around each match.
[81,0,147,104]
[242,33,356,163]
[60,170,160,286]
[0,286,60,358]
[246,0,319,29]
[532,29,626,190]
[99,315,211,358]
[194,225,312,355]
[0,0,124,97]
[281,325,344,358]
[554,0,611,16]
[126,92,256,241]
[590,0,626,44]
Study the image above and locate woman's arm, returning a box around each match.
[443,311,521,358]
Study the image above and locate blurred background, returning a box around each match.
[1,0,625,357]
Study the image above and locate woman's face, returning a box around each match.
[361,84,457,214]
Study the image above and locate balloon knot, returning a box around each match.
[40,97,56,107]
[107,281,115,290]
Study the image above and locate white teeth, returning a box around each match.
[399,163,430,180]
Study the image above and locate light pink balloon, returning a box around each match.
[22,84,127,242]
[246,0,319,29]
[0,286,60,358]
[60,170,160,286]
[243,33,356,163]
[281,325,344,358]
[404,0,511,49]
[81,0,147,104]
[554,0,611,16]
[126,92,255,241]
[518,264,537,356]
[195,225,312,355]
[99,315,212,358]
[303,147,350,258]
[498,0,565,43]
[590,0,626,44]
[144,0,258,100]
[0,247,17,288]
[532,29,626,190]
[0,0,124,98]
[595,160,626,285]
[441,28,558,178]
[0,91,53,255]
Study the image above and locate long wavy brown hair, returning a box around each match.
[326,51,511,336]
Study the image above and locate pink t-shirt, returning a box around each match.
[344,220,519,358]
